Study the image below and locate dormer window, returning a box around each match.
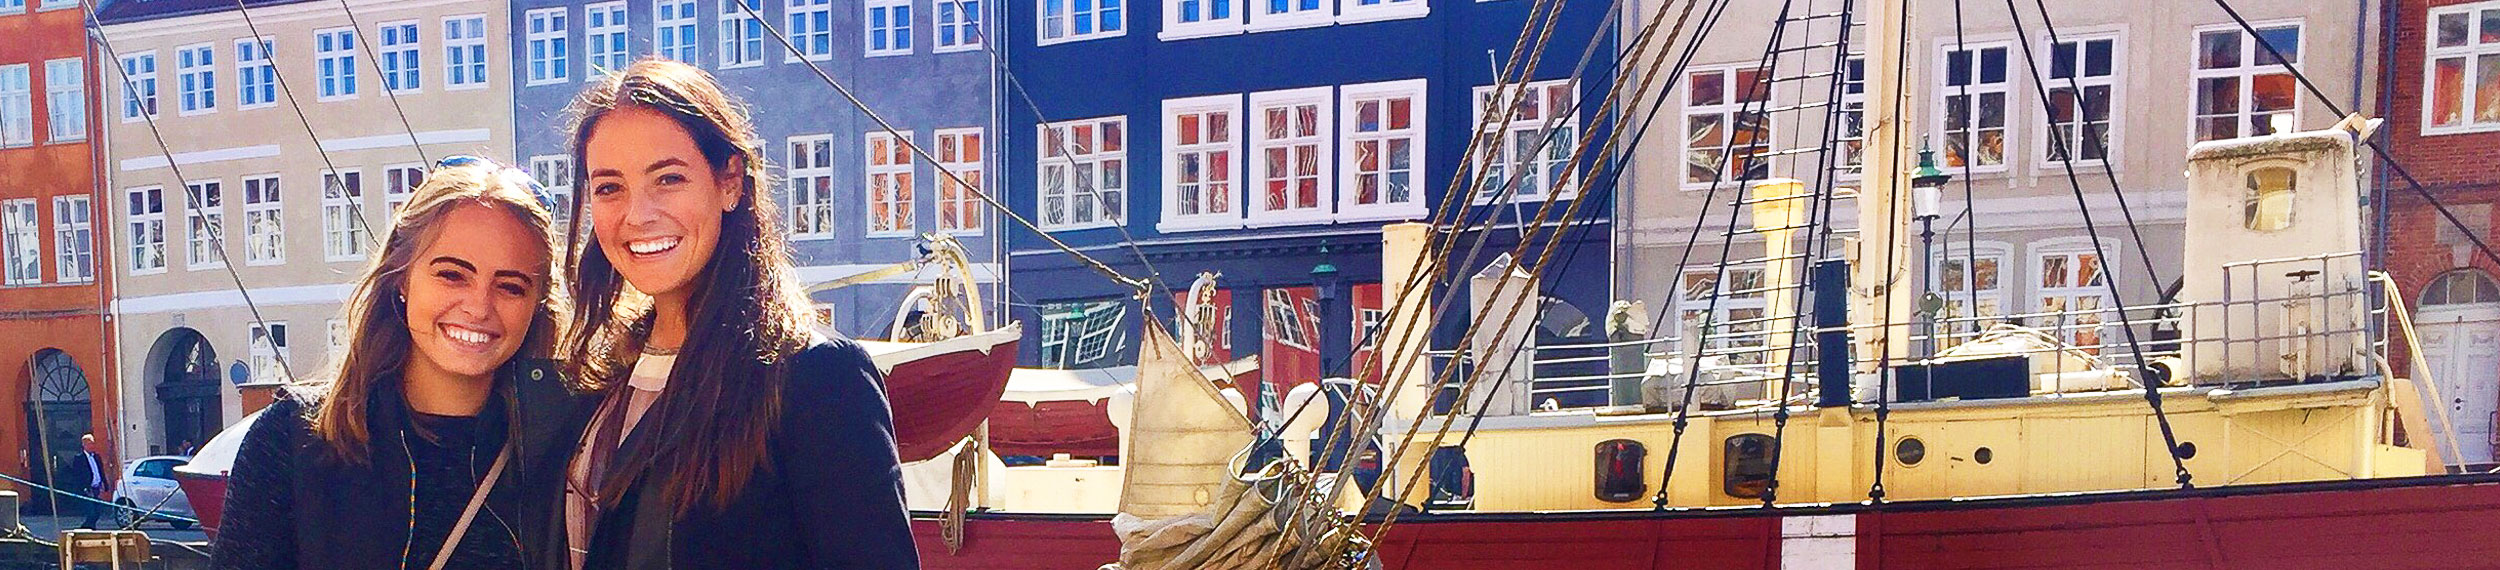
[2244,166,2296,231]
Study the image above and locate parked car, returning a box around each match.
[113,455,194,529]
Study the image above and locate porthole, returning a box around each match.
[1973,446,1994,465]
[1895,437,1927,466]
[2174,441,2198,460]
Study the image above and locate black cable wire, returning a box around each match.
[218,0,387,254]
[2025,0,2166,294]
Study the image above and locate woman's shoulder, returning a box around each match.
[779,335,890,411]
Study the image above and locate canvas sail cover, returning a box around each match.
[1117,318,1257,519]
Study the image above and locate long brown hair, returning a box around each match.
[559,58,817,514]
[309,161,568,466]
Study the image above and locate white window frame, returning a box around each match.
[1264,288,1312,349]
[1036,116,1128,231]
[1036,0,1124,46]
[2425,4,2500,135]
[1038,300,1128,367]
[1930,241,2010,349]
[528,155,574,229]
[1158,93,1244,232]
[865,131,916,236]
[173,44,215,116]
[2029,238,2118,354]
[1934,39,2013,174]
[378,20,421,94]
[318,172,367,262]
[383,165,421,215]
[0,0,20,14]
[1162,0,1242,40]
[119,53,156,122]
[721,0,767,67]
[527,8,571,85]
[655,0,699,63]
[2039,31,2122,167]
[934,127,985,234]
[38,0,69,12]
[2190,20,2303,142]
[1338,78,1426,221]
[865,0,914,57]
[934,0,981,52]
[1676,264,1770,365]
[236,38,276,110]
[1470,79,1580,203]
[1337,0,1424,25]
[785,134,837,239]
[326,318,349,362]
[1677,64,1774,191]
[1249,0,1330,32]
[0,64,29,147]
[314,28,358,101]
[1247,86,1333,227]
[587,2,631,72]
[248,321,290,384]
[44,58,85,143]
[786,0,835,62]
[183,180,224,271]
[243,175,283,266]
[1837,56,1867,178]
[1,199,37,286]
[126,186,165,275]
[444,15,490,90]
[52,195,91,284]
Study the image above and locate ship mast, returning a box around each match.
[1849,0,1917,390]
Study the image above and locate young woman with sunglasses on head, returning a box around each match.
[546,59,917,569]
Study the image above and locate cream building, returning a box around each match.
[96,0,512,458]
[1613,0,2378,371]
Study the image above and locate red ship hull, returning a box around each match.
[909,473,2500,568]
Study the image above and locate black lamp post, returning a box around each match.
[1312,251,1347,376]
[1910,143,1952,358]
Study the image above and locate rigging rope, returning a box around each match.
[1760,0,1867,508]
[219,0,392,254]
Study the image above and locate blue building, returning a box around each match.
[509,0,1002,336]
[998,0,1618,411]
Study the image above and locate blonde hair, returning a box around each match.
[306,160,569,466]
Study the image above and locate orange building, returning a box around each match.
[0,0,120,503]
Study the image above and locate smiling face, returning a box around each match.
[582,106,744,308]
[401,202,548,382]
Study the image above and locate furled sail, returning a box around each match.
[1115,318,1257,519]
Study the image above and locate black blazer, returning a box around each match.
[531,337,920,570]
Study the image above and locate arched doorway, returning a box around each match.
[25,349,92,515]
[2416,269,2500,469]
[152,329,222,459]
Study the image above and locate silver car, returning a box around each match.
[112,455,195,530]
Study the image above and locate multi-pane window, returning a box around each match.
[1677,266,1769,365]
[175,45,214,114]
[0,65,27,146]
[445,16,489,88]
[935,0,981,51]
[380,21,420,92]
[1039,0,1123,43]
[865,132,915,235]
[315,29,357,100]
[1938,43,2010,171]
[655,0,698,63]
[384,166,421,215]
[249,322,290,383]
[1837,57,1866,175]
[1932,247,2006,348]
[785,135,835,238]
[1472,80,1578,202]
[1253,0,1328,30]
[1682,65,1770,186]
[1339,0,1421,23]
[237,39,275,108]
[935,128,984,233]
[52,195,91,283]
[1341,79,1424,218]
[244,176,283,265]
[721,0,766,67]
[0,0,21,11]
[587,2,630,72]
[320,173,367,261]
[1162,95,1240,228]
[2044,36,2117,163]
[127,187,165,274]
[120,53,156,121]
[2193,23,2300,141]
[184,180,224,269]
[529,156,574,228]
[1038,117,1126,229]
[2035,247,2112,353]
[2427,6,2500,133]
[1038,300,1128,368]
[787,0,834,61]
[528,9,570,84]
[1264,289,1311,349]
[44,58,84,142]
[1166,0,1237,37]
[1250,87,1330,224]
[866,0,913,56]
[1,199,36,285]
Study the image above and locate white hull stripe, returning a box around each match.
[1781,514,1855,570]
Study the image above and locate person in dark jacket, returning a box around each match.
[211,159,579,570]
[547,58,919,569]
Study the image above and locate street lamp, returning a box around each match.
[1910,143,1952,358]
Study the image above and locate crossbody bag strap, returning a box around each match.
[429,446,512,570]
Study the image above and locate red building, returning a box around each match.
[2382,0,2500,469]
[0,0,120,503]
